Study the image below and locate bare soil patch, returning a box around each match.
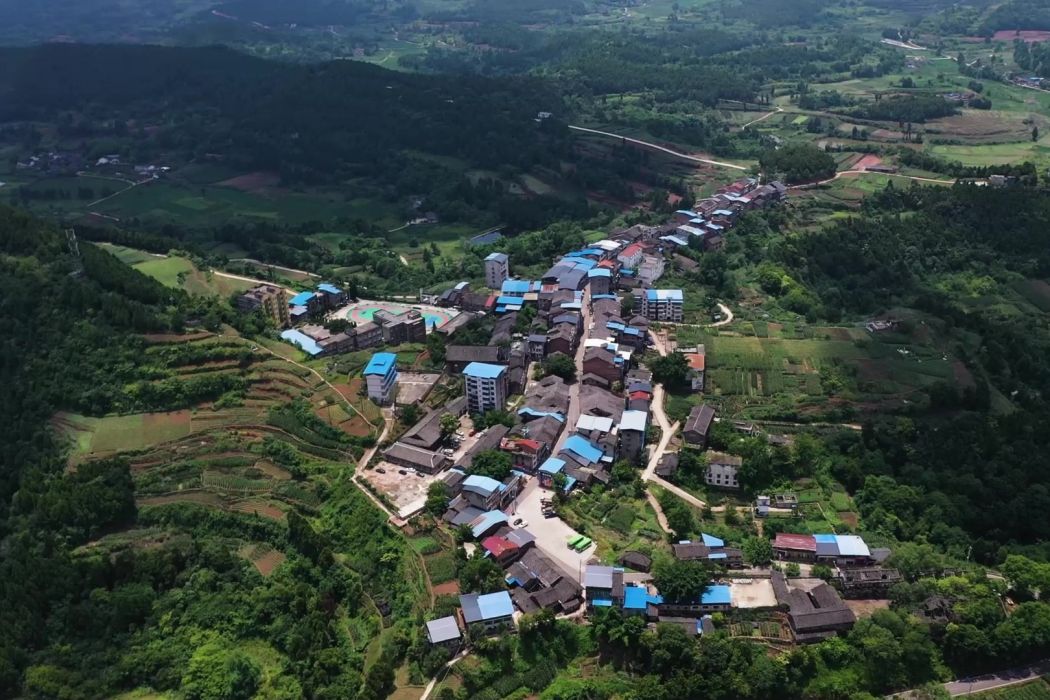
[228,498,287,521]
[138,491,226,508]
[432,580,461,595]
[838,511,859,529]
[854,154,883,171]
[993,30,1050,42]
[846,599,890,618]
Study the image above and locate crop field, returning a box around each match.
[971,679,1050,700]
[132,253,256,297]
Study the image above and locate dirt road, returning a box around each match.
[569,125,749,171]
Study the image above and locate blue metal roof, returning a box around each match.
[280,329,323,356]
[591,294,619,301]
[470,511,509,538]
[591,598,614,607]
[702,585,732,605]
[562,435,603,465]
[588,268,612,278]
[623,586,663,610]
[518,408,565,422]
[676,209,700,217]
[462,475,503,497]
[477,591,513,619]
[463,362,506,379]
[495,295,526,306]
[317,283,342,295]
[501,279,533,295]
[363,352,397,376]
[708,552,728,560]
[289,291,315,306]
[701,533,725,548]
[645,289,683,301]
[539,457,566,475]
[814,534,838,543]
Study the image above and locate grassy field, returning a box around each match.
[132,254,256,297]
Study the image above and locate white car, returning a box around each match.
[512,518,528,528]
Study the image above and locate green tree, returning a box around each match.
[459,552,505,592]
[742,536,773,566]
[182,640,261,700]
[650,352,690,389]
[543,353,577,382]
[439,413,459,441]
[652,559,712,603]
[400,403,422,427]
[469,450,513,480]
[425,481,448,516]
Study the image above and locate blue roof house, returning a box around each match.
[460,591,515,631]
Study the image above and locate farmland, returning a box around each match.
[970,678,1050,700]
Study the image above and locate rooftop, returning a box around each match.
[289,291,316,306]
[280,329,323,356]
[462,474,504,498]
[583,565,617,589]
[619,410,648,432]
[470,510,509,538]
[644,289,684,302]
[463,362,507,380]
[562,435,604,465]
[485,252,509,263]
[317,283,342,295]
[426,616,462,644]
[363,352,398,376]
[460,591,514,623]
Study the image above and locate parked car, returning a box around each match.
[398,469,407,475]
[512,518,528,528]
[376,468,386,474]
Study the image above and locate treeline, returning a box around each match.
[1015,39,1050,78]
[851,94,958,123]
[980,0,1050,33]
[0,44,570,185]
[897,148,1039,180]
[759,143,836,183]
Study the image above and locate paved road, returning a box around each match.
[552,285,592,456]
[228,257,320,279]
[511,479,593,582]
[943,660,1050,696]
[568,125,749,171]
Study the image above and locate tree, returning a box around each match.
[459,552,505,593]
[439,413,459,441]
[743,536,773,566]
[785,562,801,577]
[425,481,448,516]
[182,640,261,700]
[469,450,513,480]
[650,352,689,389]
[543,353,577,382]
[1033,126,1040,142]
[400,403,422,427]
[652,559,712,603]
[813,564,834,580]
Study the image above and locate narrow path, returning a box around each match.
[552,286,592,456]
[645,490,673,533]
[741,106,783,129]
[227,258,320,279]
[212,269,298,296]
[86,177,150,208]
[889,659,1050,698]
[792,170,955,189]
[419,651,469,700]
[711,302,734,327]
[568,125,750,171]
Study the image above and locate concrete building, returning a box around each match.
[374,308,427,345]
[638,255,666,286]
[425,616,462,647]
[236,284,289,328]
[463,362,509,415]
[640,289,684,322]
[705,452,742,490]
[618,410,648,464]
[460,591,515,633]
[484,252,510,290]
[364,352,398,405]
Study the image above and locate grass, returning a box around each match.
[133,253,255,297]
[970,678,1050,700]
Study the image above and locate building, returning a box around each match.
[481,535,522,565]
[463,362,509,415]
[588,268,613,295]
[655,453,678,479]
[582,347,622,385]
[619,552,652,572]
[446,345,507,373]
[683,347,705,391]
[425,616,462,647]
[705,452,742,490]
[316,282,347,309]
[459,591,515,633]
[772,572,855,643]
[640,289,684,322]
[638,255,666,286]
[618,410,648,464]
[584,565,625,608]
[236,284,289,328]
[774,533,818,562]
[374,308,427,345]
[288,290,322,318]
[657,584,733,617]
[672,534,744,568]
[383,442,450,474]
[485,252,510,289]
[683,404,716,447]
[617,243,644,269]
[364,352,398,405]
[354,321,383,350]
[834,567,903,598]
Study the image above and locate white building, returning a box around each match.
[484,252,510,290]
[364,352,398,405]
[638,254,666,285]
[463,362,509,415]
[640,289,684,322]
[705,452,742,490]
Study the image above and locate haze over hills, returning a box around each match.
[4,0,1050,699]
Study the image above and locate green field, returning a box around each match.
[133,254,255,297]
[55,411,195,459]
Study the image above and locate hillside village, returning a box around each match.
[227,176,913,652]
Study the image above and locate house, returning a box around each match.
[582,346,622,385]
[521,375,570,418]
[500,436,548,473]
[657,584,733,617]
[457,472,515,511]
[461,292,496,313]
[364,352,398,405]
[673,254,700,274]
[705,452,742,490]
[526,334,548,360]
[815,534,874,567]
[401,398,465,451]
[617,243,645,269]
[469,510,510,539]
[774,533,818,562]
[481,535,522,565]
[353,321,383,350]
[236,285,289,328]
[512,414,564,453]
[446,345,507,373]
[834,567,903,598]
[584,565,625,608]
[484,252,510,289]
[638,255,666,286]
[289,290,322,317]
[683,404,716,447]
[383,442,450,474]
[580,385,624,422]
[618,410,648,464]
[457,425,512,472]
[581,372,612,390]
[588,268,613,295]
[560,434,607,469]
[619,551,652,572]
[506,549,564,592]
[772,572,855,643]
[627,389,651,412]
[640,289,684,322]
[425,616,462,647]
[576,414,615,441]
[683,348,705,391]
[464,362,509,415]
[538,457,568,490]
[673,536,744,568]
[316,282,347,309]
[459,591,515,633]
[655,453,678,479]
[546,327,577,357]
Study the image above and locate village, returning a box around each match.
[231,176,907,656]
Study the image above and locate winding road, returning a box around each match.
[792,170,956,189]
[569,125,749,171]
